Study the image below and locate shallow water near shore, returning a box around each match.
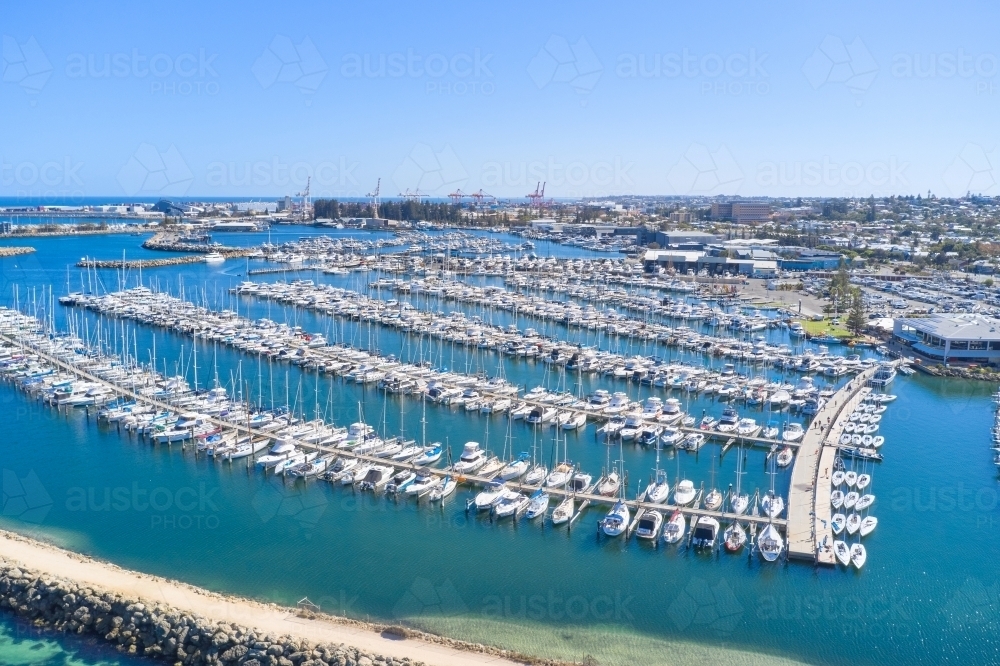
[0,612,143,666]
[2,229,1000,665]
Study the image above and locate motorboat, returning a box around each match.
[660,427,684,447]
[473,481,506,510]
[717,407,739,433]
[567,472,594,493]
[736,418,761,437]
[782,423,805,443]
[358,464,394,491]
[691,516,720,548]
[635,510,663,540]
[493,489,529,518]
[385,469,417,494]
[405,468,441,495]
[673,479,696,505]
[453,442,486,473]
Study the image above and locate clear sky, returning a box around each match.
[2,0,998,201]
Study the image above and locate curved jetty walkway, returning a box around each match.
[786,366,879,564]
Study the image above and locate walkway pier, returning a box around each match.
[786,366,879,564]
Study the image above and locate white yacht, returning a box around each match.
[691,516,720,548]
[453,442,486,473]
[673,479,696,506]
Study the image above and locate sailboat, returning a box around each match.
[758,523,784,562]
[850,542,867,569]
[730,448,749,514]
[524,423,548,485]
[601,500,630,537]
[524,487,550,520]
[663,510,686,544]
[834,539,851,566]
[645,445,670,503]
[723,520,746,552]
[704,460,722,511]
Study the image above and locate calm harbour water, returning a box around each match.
[2,228,1000,665]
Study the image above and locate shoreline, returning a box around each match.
[0,528,552,666]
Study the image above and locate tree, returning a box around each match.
[828,259,851,314]
[847,287,866,335]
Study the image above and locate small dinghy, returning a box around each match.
[856,473,871,490]
[831,490,845,509]
[846,512,861,535]
[844,471,858,488]
[855,493,875,511]
[850,543,867,569]
[859,515,878,537]
[831,470,845,486]
[831,512,846,535]
[843,491,860,509]
[834,540,851,566]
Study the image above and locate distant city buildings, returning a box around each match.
[711,201,771,223]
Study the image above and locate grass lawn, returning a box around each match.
[799,317,853,338]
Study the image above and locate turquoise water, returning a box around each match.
[0,614,143,666]
[3,230,1000,665]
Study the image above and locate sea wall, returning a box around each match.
[0,556,569,666]
[0,561,415,666]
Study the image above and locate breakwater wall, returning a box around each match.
[0,246,36,257]
[0,553,563,666]
[76,256,210,269]
[142,233,253,257]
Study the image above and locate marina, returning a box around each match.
[10,266,899,566]
[0,224,993,666]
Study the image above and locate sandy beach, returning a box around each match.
[0,529,529,666]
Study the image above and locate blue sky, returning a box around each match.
[2,0,999,201]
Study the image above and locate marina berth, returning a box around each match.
[1,239,899,576]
